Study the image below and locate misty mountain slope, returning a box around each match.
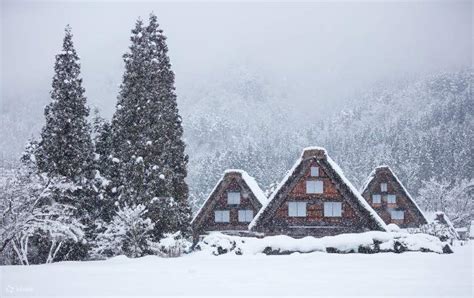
[319,70,473,189]
[184,69,473,212]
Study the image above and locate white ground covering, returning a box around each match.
[1,242,471,297]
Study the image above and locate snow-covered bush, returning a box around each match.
[195,232,452,256]
[386,223,401,232]
[0,163,84,265]
[150,231,192,257]
[92,204,155,258]
[413,212,459,245]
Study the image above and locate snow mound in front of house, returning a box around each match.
[196,231,451,255]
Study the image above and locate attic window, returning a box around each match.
[324,202,342,217]
[288,202,307,217]
[214,210,230,223]
[238,210,253,222]
[306,180,323,194]
[390,210,404,220]
[227,192,240,205]
[380,183,388,192]
[310,166,319,177]
[372,194,381,204]
[387,194,396,204]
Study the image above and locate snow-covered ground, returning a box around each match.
[1,242,472,297]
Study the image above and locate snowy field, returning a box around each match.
[1,242,472,297]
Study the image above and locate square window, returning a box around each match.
[324,202,342,217]
[381,183,388,192]
[238,210,253,222]
[214,210,230,223]
[372,194,381,204]
[387,195,396,204]
[306,180,323,194]
[310,166,319,177]
[288,202,307,217]
[227,192,240,205]
[390,210,404,220]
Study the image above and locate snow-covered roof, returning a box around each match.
[360,165,428,223]
[250,147,387,231]
[191,169,266,225]
[302,146,327,153]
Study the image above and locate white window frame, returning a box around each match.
[372,194,382,204]
[214,210,230,223]
[227,191,241,205]
[380,183,388,192]
[390,210,404,220]
[306,180,323,194]
[387,194,396,204]
[310,166,319,177]
[288,202,307,217]
[324,202,342,217]
[238,210,253,222]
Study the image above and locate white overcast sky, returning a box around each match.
[1,0,472,117]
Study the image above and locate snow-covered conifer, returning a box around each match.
[36,25,93,180]
[109,15,191,240]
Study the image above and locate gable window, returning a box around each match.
[238,210,253,222]
[214,210,230,223]
[372,194,381,204]
[288,202,307,217]
[387,194,396,204]
[380,183,388,192]
[227,192,240,205]
[390,210,404,220]
[310,166,319,177]
[306,180,323,194]
[324,202,342,217]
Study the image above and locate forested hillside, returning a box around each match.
[184,70,473,226]
[1,69,472,226]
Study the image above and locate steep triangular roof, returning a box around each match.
[360,165,428,224]
[191,169,266,228]
[250,147,387,231]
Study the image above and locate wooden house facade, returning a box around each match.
[360,166,428,228]
[191,169,267,240]
[250,147,387,237]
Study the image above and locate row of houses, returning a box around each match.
[191,147,429,240]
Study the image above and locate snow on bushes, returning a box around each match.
[150,231,192,257]
[195,231,452,256]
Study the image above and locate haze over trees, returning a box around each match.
[0,7,472,265]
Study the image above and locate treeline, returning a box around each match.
[0,14,191,265]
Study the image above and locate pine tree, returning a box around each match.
[36,25,94,181]
[146,13,191,235]
[90,109,115,222]
[33,25,94,260]
[109,15,191,241]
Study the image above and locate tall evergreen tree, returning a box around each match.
[109,14,191,241]
[34,26,94,260]
[36,25,94,181]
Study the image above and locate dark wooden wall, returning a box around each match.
[194,174,262,234]
[261,159,372,237]
[361,168,427,228]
